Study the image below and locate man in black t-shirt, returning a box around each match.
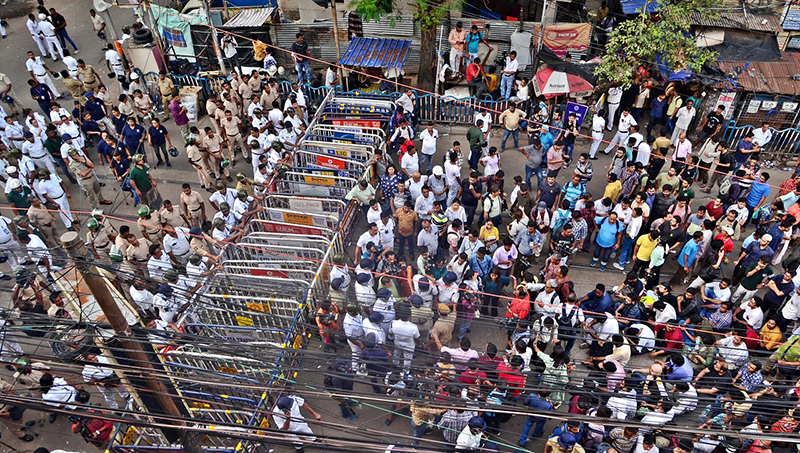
[459,171,483,228]
[696,105,725,146]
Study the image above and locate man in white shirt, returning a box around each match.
[105,43,125,77]
[36,16,65,61]
[377,212,396,250]
[36,169,76,228]
[389,310,420,372]
[606,86,623,130]
[26,14,49,58]
[671,99,696,144]
[22,131,57,175]
[500,51,519,100]
[415,186,435,221]
[589,109,606,159]
[82,354,130,409]
[624,323,655,353]
[716,334,749,368]
[324,64,339,88]
[752,121,773,149]
[418,122,439,174]
[406,171,427,201]
[25,52,60,98]
[129,279,155,315]
[475,107,492,155]
[603,107,637,154]
[221,32,241,74]
[271,395,320,449]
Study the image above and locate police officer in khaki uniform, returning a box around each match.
[67,148,111,209]
[157,72,175,119]
[76,60,101,93]
[125,234,152,277]
[220,110,246,161]
[185,137,212,190]
[202,127,230,182]
[181,184,207,228]
[159,200,188,229]
[136,206,163,245]
[188,226,219,261]
[0,73,24,114]
[91,209,118,242]
[27,196,60,247]
[86,217,112,259]
[0,378,34,442]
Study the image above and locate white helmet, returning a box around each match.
[277,66,285,76]
[38,13,47,21]
[266,134,276,142]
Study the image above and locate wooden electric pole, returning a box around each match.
[61,232,185,434]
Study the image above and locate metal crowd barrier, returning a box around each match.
[300,140,377,161]
[264,194,347,216]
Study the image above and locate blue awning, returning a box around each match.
[339,38,412,69]
[620,0,660,15]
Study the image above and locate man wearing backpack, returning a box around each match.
[556,293,585,355]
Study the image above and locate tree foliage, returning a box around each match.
[594,0,720,88]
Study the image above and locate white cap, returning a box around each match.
[762,233,773,242]
[130,72,139,79]
[266,134,276,142]
[722,226,734,236]
[432,165,443,176]
[6,166,17,174]
[38,13,47,21]
[8,179,21,189]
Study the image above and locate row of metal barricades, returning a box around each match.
[140,91,397,452]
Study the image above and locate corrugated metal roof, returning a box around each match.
[339,38,411,68]
[690,10,782,33]
[717,53,800,96]
[620,0,659,15]
[222,7,275,27]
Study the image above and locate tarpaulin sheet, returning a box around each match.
[150,4,209,60]
[339,38,411,69]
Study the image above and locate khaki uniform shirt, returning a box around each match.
[223,99,238,116]
[158,78,175,96]
[190,235,215,257]
[0,73,11,92]
[115,234,130,251]
[64,78,84,100]
[78,66,99,85]
[203,134,223,153]
[118,100,135,116]
[248,76,262,94]
[159,207,186,228]
[181,190,204,213]
[134,95,152,111]
[221,116,241,136]
[262,85,280,108]
[88,228,112,252]
[186,144,203,166]
[432,315,456,345]
[28,206,55,227]
[138,214,163,238]
[213,108,226,127]
[238,82,252,101]
[126,238,152,262]
[68,159,94,181]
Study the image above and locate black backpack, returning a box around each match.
[323,358,353,390]
[557,303,578,338]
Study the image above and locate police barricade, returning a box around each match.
[238,232,331,254]
[308,125,387,148]
[300,140,376,162]
[258,206,341,231]
[292,165,364,181]
[271,171,357,200]
[264,194,347,217]
[294,150,370,179]
[321,97,396,115]
[234,238,328,262]
[244,219,337,242]
[223,261,318,284]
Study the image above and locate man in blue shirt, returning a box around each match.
[468,246,493,278]
[578,284,613,314]
[665,353,694,381]
[518,390,553,445]
[561,174,586,210]
[291,33,311,84]
[647,92,667,139]
[84,92,115,133]
[590,212,623,271]
[734,133,756,167]
[28,79,54,116]
[744,172,771,227]
[148,118,173,168]
[669,231,702,287]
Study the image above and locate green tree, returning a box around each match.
[594,0,719,87]
[349,0,463,92]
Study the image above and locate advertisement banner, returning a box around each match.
[540,23,592,56]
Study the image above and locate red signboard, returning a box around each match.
[250,268,290,278]
[259,221,323,236]
[315,155,346,170]
[331,119,382,128]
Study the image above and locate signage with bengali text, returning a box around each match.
[303,175,335,185]
[331,119,382,128]
[315,155,346,170]
[258,221,324,236]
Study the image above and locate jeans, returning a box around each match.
[458,318,472,339]
[500,74,514,99]
[464,204,478,228]
[520,415,547,444]
[469,146,482,170]
[501,128,519,150]
[525,165,543,189]
[152,142,170,164]
[447,184,459,207]
[411,420,428,445]
[56,29,78,51]
[397,233,415,257]
[37,102,51,116]
[122,176,141,205]
[563,143,574,160]
[296,59,311,83]
[419,153,434,174]
[469,79,489,100]
[618,236,635,265]
[562,336,576,356]
[744,203,757,227]
[647,115,663,139]
[592,243,614,264]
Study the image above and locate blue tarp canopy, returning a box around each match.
[620,0,660,15]
[339,38,412,69]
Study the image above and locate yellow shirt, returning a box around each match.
[479,226,499,244]
[636,235,658,261]
[760,325,783,350]
[603,180,621,200]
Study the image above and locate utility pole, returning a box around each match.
[93,0,118,40]
[203,0,228,76]
[536,0,548,53]
[329,0,344,85]
[61,232,184,435]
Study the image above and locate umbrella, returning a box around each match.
[533,67,594,95]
